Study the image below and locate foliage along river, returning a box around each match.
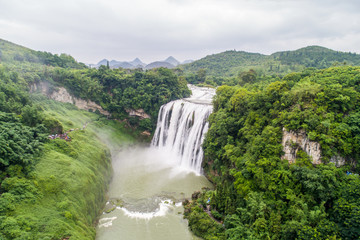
[96,85,215,240]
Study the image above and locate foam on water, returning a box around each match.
[98,217,117,228]
[118,200,177,220]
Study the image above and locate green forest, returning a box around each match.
[184,66,360,240]
[1,38,360,240]
[48,66,190,129]
[182,46,360,86]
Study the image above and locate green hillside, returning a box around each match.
[0,38,86,69]
[181,46,360,80]
[273,46,360,69]
[0,65,117,239]
[182,50,269,77]
[185,66,360,240]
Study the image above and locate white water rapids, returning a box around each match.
[96,85,215,240]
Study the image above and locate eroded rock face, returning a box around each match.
[49,87,73,104]
[329,155,346,167]
[125,108,151,119]
[281,128,322,164]
[29,81,49,95]
[30,82,110,116]
[141,130,151,136]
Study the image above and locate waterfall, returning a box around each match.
[151,85,215,174]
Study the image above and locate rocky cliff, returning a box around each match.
[125,108,151,119]
[281,127,348,167]
[30,81,111,116]
[281,128,322,164]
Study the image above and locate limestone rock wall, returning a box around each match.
[281,128,322,164]
[329,155,346,167]
[30,82,110,116]
[125,108,151,119]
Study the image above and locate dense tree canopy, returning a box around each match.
[184,66,360,240]
[47,66,190,130]
[181,46,360,86]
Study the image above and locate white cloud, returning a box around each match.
[0,0,359,63]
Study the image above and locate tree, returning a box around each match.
[239,69,257,84]
[196,69,206,83]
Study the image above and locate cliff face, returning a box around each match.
[329,155,346,167]
[281,128,322,164]
[125,108,151,119]
[30,81,111,116]
[281,128,348,166]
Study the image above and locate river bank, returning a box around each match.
[0,98,136,239]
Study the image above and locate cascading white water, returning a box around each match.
[151,85,215,174]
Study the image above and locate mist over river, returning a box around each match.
[95,147,212,239]
[96,86,215,240]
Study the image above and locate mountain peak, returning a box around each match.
[164,56,180,66]
[130,58,145,67]
[97,59,109,66]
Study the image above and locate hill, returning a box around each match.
[144,61,175,69]
[164,56,180,66]
[0,38,86,69]
[273,45,360,68]
[93,58,146,69]
[111,61,135,69]
[129,57,146,67]
[92,56,179,70]
[181,46,360,78]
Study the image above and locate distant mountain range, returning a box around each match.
[90,56,193,70]
[2,37,360,77]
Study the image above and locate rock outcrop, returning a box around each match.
[329,155,346,167]
[281,128,321,164]
[30,81,110,116]
[125,108,151,119]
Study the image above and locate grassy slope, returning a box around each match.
[1,98,135,240]
[0,38,39,63]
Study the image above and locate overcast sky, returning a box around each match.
[0,0,359,64]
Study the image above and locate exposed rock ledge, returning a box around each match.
[30,81,110,116]
[329,155,346,167]
[281,128,321,164]
[125,108,151,119]
[281,128,348,167]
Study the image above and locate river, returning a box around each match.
[96,85,215,240]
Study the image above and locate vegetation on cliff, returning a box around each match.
[0,39,162,239]
[0,65,135,239]
[185,66,360,240]
[47,66,191,130]
[1,38,191,132]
